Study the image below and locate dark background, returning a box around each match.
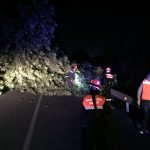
[1,1,150,59]
[54,2,150,55]
[0,0,150,97]
[54,2,150,73]
[54,1,150,96]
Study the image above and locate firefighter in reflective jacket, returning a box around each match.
[80,79,109,150]
[137,74,150,135]
[103,67,115,101]
[64,64,78,94]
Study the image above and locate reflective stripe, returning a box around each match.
[85,106,103,110]
[96,98,103,101]
[86,98,103,102]
[97,106,103,109]
[83,94,105,110]
[106,74,113,79]
[89,102,93,104]
[86,98,92,102]
[143,80,150,85]
[85,106,95,110]
[89,85,100,89]
[64,76,69,78]
[106,99,111,101]
[97,81,100,85]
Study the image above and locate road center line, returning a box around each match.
[22,94,43,150]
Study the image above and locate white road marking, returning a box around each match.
[22,94,43,150]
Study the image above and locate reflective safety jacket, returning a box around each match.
[142,79,150,100]
[104,73,114,87]
[105,73,113,79]
[83,94,106,110]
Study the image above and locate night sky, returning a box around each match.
[1,0,150,57]
[1,1,150,69]
[54,1,150,57]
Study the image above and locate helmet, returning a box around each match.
[90,79,100,87]
[89,79,101,93]
[89,79,101,88]
[105,67,111,73]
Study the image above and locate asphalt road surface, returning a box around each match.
[0,90,150,150]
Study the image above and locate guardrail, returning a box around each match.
[111,89,133,113]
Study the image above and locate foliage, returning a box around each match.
[15,0,57,52]
[0,48,104,96]
[0,49,72,96]
[0,0,57,52]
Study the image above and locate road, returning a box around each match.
[0,90,150,150]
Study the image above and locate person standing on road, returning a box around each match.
[103,67,116,101]
[80,79,109,150]
[64,63,78,94]
[92,66,104,84]
[137,74,150,135]
[97,66,104,84]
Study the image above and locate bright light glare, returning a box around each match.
[74,73,83,88]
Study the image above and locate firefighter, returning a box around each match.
[137,74,150,135]
[97,66,104,80]
[80,79,109,150]
[97,66,104,85]
[103,67,115,101]
[64,64,78,94]
[93,66,104,84]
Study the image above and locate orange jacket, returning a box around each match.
[142,79,150,100]
[83,94,106,110]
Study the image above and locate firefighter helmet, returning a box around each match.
[89,79,101,93]
[106,67,111,73]
[89,79,101,88]
[91,79,100,87]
